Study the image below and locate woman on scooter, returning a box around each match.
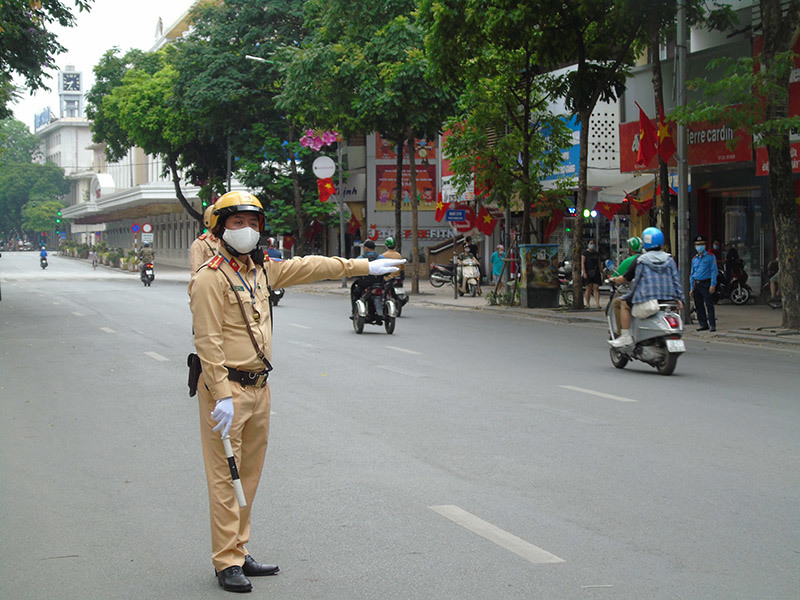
[608,227,683,348]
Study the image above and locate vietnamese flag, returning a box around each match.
[657,101,677,163]
[434,192,450,222]
[477,204,497,235]
[348,212,360,235]
[631,197,654,215]
[317,177,336,202]
[544,209,564,241]
[595,201,621,220]
[636,103,657,166]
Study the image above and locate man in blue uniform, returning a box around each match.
[690,234,717,332]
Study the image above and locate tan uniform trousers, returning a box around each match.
[612,296,624,334]
[198,371,271,572]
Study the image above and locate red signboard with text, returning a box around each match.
[375,164,437,211]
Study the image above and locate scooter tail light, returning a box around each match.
[665,315,680,328]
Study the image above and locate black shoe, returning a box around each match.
[216,565,252,593]
[697,325,709,331]
[242,555,279,577]
[709,326,716,332]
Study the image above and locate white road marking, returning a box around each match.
[287,323,311,330]
[145,351,170,362]
[377,365,425,378]
[430,505,565,564]
[100,327,116,334]
[288,340,318,349]
[52,302,61,305]
[526,403,609,425]
[558,385,638,403]
[386,345,421,355]
[71,311,84,317]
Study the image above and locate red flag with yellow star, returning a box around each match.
[595,201,621,220]
[657,101,677,163]
[476,204,497,235]
[636,103,658,167]
[317,177,336,202]
[434,192,450,222]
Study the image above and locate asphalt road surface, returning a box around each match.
[1,252,798,600]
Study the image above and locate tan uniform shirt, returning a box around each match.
[381,249,404,280]
[189,233,218,275]
[190,249,369,400]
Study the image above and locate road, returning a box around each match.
[1,251,798,600]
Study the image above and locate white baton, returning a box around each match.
[222,435,247,508]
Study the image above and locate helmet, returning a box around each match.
[209,191,265,235]
[627,236,643,253]
[642,227,664,250]
[202,204,215,229]
[385,236,396,249]
[267,237,276,248]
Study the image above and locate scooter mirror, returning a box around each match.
[605,259,615,270]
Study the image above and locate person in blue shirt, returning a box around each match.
[265,237,282,261]
[490,244,505,284]
[40,246,47,258]
[690,234,717,332]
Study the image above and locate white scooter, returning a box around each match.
[458,255,481,297]
[606,282,686,376]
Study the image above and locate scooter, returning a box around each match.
[606,282,685,376]
[458,256,481,297]
[141,262,154,287]
[352,279,399,334]
[388,275,409,317]
[713,260,751,305]
[40,256,48,270]
[558,260,573,306]
[429,262,454,287]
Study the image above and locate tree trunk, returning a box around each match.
[571,110,590,309]
[408,130,420,294]
[761,0,800,329]
[394,136,405,253]
[650,34,671,252]
[168,158,203,226]
[287,124,306,255]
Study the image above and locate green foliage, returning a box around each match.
[21,199,65,232]
[0,118,41,162]
[0,0,94,117]
[0,156,69,238]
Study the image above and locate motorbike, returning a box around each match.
[269,288,285,306]
[429,262,454,288]
[712,259,751,305]
[388,275,409,317]
[352,278,399,334]
[606,282,685,376]
[40,256,48,270]
[141,262,155,287]
[558,260,573,306]
[458,256,481,297]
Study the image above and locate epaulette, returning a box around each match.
[263,250,272,262]
[198,233,208,240]
[208,255,224,270]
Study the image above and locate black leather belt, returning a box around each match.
[226,366,269,388]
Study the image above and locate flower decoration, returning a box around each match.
[300,129,341,151]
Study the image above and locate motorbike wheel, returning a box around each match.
[429,272,446,288]
[468,283,477,297]
[656,352,679,376]
[730,284,750,305]
[609,346,629,369]
[384,315,396,334]
[353,315,365,334]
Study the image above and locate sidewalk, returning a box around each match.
[89,257,800,348]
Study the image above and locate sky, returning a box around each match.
[11,0,194,132]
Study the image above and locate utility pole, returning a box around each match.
[337,142,347,288]
[676,1,691,321]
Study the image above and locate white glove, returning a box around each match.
[211,397,234,437]
[368,258,406,276]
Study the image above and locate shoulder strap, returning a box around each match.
[215,266,273,372]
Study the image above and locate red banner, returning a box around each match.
[375,164,437,211]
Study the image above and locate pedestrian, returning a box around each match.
[265,237,281,261]
[690,234,717,332]
[89,249,99,269]
[490,244,505,285]
[190,204,219,276]
[189,191,403,593]
[581,240,601,308]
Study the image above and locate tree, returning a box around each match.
[0,118,41,162]
[673,0,800,329]
[0,161,69,239]
[22,198,65,233]
[0,0,93,118]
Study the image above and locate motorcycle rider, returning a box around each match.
[690,234,717,332]
[379,237,404,278]
[609,236,643,334]
[265,237,282,261]
[609,227,683,348]
[350,240,383,318]
[139,242,155,278]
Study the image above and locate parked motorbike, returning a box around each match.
[269,288,285,306]
[389,275,409,316]
[352,279,399,334]
[606,282,685,376]
[40,256,48,270]
[713,259,751,305]
[459,255,480,297]
[558,260,573,306]
[429,262,454,288]
[141,262,154,287]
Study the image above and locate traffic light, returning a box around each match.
[202,199,208,207]
[56,210,62,224]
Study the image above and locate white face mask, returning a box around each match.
[223,227,261,254]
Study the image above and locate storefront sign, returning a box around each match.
[369,227,453,241]
[375,164,437,211]
[375,132,437,161]
[755,142,800,176]
[619,118,752,173]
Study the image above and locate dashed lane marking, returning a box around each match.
[430,505,565,564]
[377,365,425,378]
[288,340,318,349]
[145,351,170,362]
[386,345,422,355]
[71,311,84,317]
[287,323,312,330]
[558,385,638,403]
[52,302,61,305]
[100,327,116,334]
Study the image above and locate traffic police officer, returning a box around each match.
[190,204,219,276]
[690,234,717,331]
[189,191,403,593]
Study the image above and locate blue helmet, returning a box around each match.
[642,227,664,250]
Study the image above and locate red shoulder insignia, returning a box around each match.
[263,250,272,262]
[229,258,240,272]
[198,233,208,240]
[208,255,224,270]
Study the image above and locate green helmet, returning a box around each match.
[385,236,396,249]
[627,236,643,253]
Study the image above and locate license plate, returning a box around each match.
[666,339,685,353]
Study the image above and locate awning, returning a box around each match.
[597,174,652,204]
